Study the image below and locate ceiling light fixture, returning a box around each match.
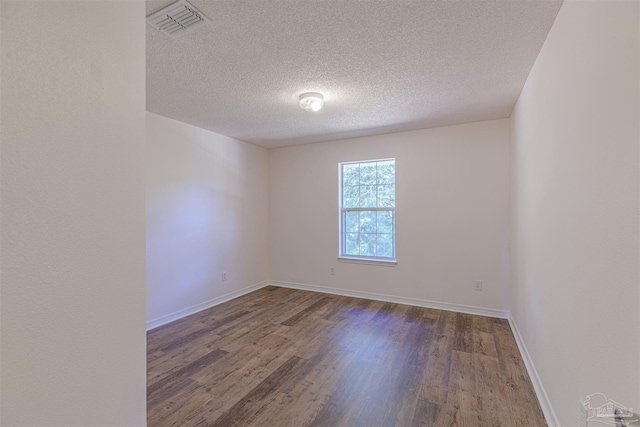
[299,92,324,112]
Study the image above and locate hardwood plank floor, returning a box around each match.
[147,286,547,427]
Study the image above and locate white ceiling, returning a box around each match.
[146,0,562,148]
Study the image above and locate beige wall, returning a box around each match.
[146,112,269,325]
[269,119,511,311]
[511,1,640,426]
[2,3,631,426]
[0,1,147,425]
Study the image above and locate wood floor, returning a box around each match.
[147,286,546,427]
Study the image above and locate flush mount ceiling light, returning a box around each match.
[299,92,324,112]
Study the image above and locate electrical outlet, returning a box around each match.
[222,271,228,281]
[474,280,482,291]
[330,266,335,275]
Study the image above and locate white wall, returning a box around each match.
[511,1,639,426]
[146,112,269,325]
[0,1,146,426]
[270,119,511,312]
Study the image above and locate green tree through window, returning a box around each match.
[340,159,395,261]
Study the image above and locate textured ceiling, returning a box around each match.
[146,0,562,148]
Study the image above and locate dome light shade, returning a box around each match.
[299,92,324,112]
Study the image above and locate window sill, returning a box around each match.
[338,257,397,266]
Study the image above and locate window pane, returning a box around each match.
[376,160,395,184]
[359,162,377,185]
[359,233,376,257]
[359,211,376,233]
[345,211,359,233]
[343,185,359,208]
[359,185,376,208]
[377,234,393,257]
[345,233,359,255]
[376,184,395,208]
[340,159,395,260]
[343,164,359,186]
[377,211,393,234]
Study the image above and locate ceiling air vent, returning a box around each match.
[146,0,211,38]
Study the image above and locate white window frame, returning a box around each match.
[338,158,396,264]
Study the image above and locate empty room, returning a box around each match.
[1,0,638,427]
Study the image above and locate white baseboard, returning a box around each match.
[508,315,559,427]
[268,280,510,319]
[272,280,557,424]
[146,281,270,331]
[146,278,554,426]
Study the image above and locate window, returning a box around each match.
[339,159,396,262]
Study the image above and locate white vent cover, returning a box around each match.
[146,0,211,38]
